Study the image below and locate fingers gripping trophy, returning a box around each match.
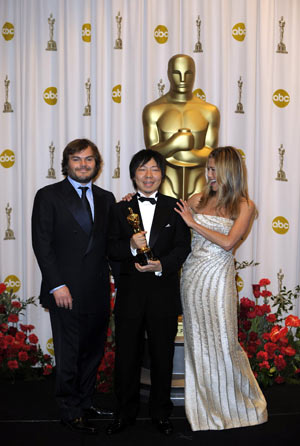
[142,54,220,200]
[127,208,156,265]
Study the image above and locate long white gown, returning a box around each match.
[181,214,268,431]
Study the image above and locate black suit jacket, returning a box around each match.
[108,193,191,317]
[32,178,115,313]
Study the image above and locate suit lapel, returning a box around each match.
[149,193,171,248]
[59,179,89,233]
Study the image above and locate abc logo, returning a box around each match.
[46,338,55,356]
[2,22,14,41]
[0,149,15,168]
[236,274,244,292]
[272,216,289,234]
[154,25,168,44]
[193,88,206,101]
[272,89,290,108]
[4,275,21,293]
[82,23,91,42]
[112,84,121,103]
[232,23,246,41]
[43,87,58,105]
[237,149,246,161]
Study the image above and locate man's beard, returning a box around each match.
[68,167,96,184]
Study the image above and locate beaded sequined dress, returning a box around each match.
[181,214,267,431]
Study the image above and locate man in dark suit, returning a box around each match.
[106,149,191,436]
[32,139,115,435]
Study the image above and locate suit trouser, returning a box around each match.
[49,306,109,421]
[114,308,178,420]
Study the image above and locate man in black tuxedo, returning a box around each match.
[106,149,191,436]
[32,139,115,434]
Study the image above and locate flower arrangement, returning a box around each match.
[96,280,116,393]
[237,275,300,387]
[0,282,53,381]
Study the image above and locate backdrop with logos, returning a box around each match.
[0,0,299,360]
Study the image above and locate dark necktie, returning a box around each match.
[79,186,93,234]
[137,194,157,205]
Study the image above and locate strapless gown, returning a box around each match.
[181,214,267,431]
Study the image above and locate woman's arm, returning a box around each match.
[175,198,255,251]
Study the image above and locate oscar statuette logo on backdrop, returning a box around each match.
[276,16,288,54]
[3,75,13,113]
[235,76,245,114]
[114,11,123,49]
[46,13,57,51]
[4,203,15,240]
[194,15,203,53]
[2,22,14,41]
[275,144,287,182]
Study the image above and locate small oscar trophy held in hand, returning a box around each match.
[127,207,156,266]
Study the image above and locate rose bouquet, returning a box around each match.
[0,282,53,381]
[238,277,300,387]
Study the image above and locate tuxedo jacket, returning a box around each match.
[32,178,115,314]
[108,193,191,317]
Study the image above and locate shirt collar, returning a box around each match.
[68,176,92,191]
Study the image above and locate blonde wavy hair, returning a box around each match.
[196,146,250,219]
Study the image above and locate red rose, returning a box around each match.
[5,335,14,345]
[246,310,257,319]
[274,355,286,371]
[16,332,26,342]
[8,314,19,323]
[12,301,22,309]
[264,342,278,358]
[240,297,255,309]
[262,333,270,340]
[18,351,29,362]
[107,327,112,337]
[1,323,9,333]
[275,376,285,384]
[249,331,258,341]
[267,314,277,323]
[238,331,246,341]
[0,283,7,294]
[0,304,6,314]
[27,325,35,332]
[259,360,270,370]
[28,334,38,344]
[256,351,268,362]
[20,324,28,332]
[243,320,251,331]
[285,315,300,327]
[259,278,271,286]
[7,360,19,370]
[43,364,53,375]
[43,354,51,360]
[282,346,296,356]
[252,284,261,299]
[270,326,288,343]
[260,290,272,298]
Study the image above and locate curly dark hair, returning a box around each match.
[61,139,102,177]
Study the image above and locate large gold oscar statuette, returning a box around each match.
[127,208,156,266]
[142,54,220,200]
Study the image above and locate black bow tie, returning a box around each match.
[137,194,157,205]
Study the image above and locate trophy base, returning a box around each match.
[46,40,57,51]
[3,102,13,113]
[83,105,91,116]
[235,103,244,114]
[136,249,156,266]
[112,167,120,179]
[4,229,15,240]
[193,42,203,53]
[275,170,288,181]
[276,43,288,54]
[46,168,56,179]
[114,38,122,49]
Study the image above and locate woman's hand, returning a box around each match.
[121,192,135,202]
[174,199,195,227]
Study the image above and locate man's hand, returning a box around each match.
[131,231,147,250]
[53,286,73,310]
[135,260,162,273]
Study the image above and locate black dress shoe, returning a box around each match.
[152,418,174,435]
[61,417,98,435]
[84,406,114,418]
[106,417,135,435]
